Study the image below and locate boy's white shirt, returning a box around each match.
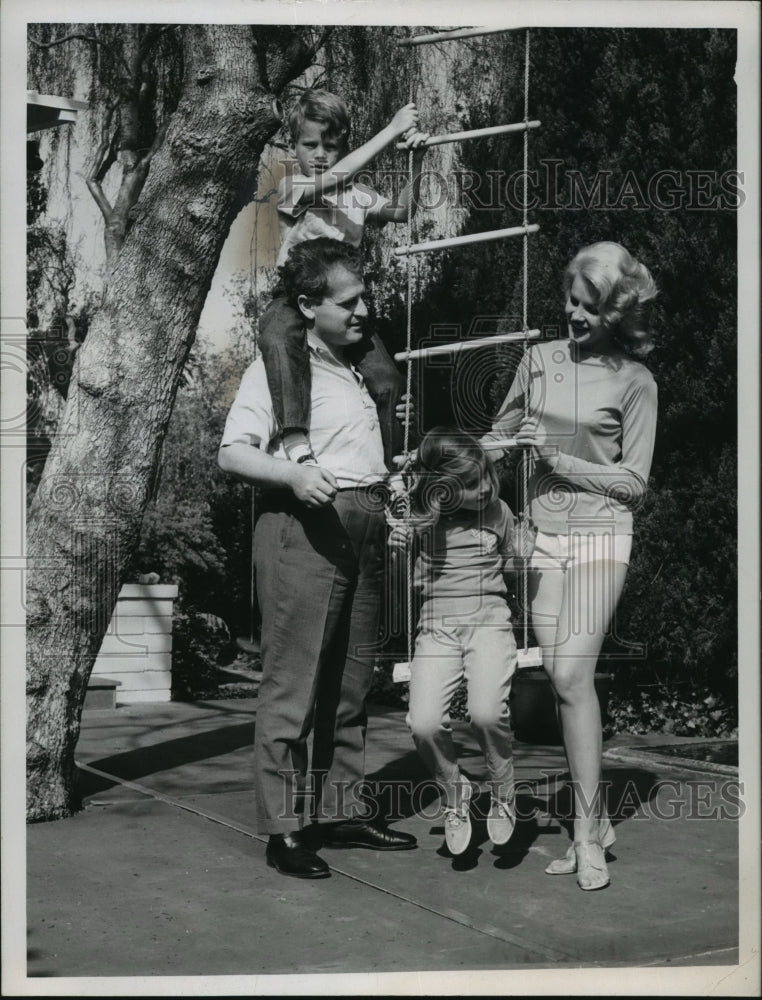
[276,172,390,266]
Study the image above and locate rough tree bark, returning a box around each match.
[26,24,320,822]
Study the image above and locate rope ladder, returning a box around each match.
[392,26,542,682]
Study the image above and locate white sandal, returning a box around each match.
[544,817,615,875]
[574,840,610,891]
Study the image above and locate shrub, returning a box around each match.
[171,609,231,700]
[605,685,737,739]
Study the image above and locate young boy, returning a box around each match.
[258,88,429,467]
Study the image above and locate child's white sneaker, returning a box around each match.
[443,782,473,855]
[487,797,516,846]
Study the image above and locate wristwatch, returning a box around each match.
[296,453,317,464]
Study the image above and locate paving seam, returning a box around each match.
[76,760,579,964]
[639,945,739,966]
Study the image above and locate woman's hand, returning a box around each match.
[513,513,538,559]
[515,417,557,464]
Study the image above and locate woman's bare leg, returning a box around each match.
[531,559,627,843]
[527,564,565,674]
[549,559,627,841]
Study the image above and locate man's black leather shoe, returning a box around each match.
[266,833,330,878]
[320,820,417,851]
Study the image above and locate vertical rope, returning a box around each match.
[249,195,261,646]
[250,489,257,643]
[404,148,414,459]
[403,46,415,460]
[520,30,531,655]
[522,30,530,332]
[404,40,416,668]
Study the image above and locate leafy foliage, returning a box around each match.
[134,340,257,633]
[605,686,737,738]
[171,609,231,700]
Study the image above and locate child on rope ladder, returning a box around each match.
[387,427,537,856]
[258,89,429,470]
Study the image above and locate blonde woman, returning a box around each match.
[482,242,658,890]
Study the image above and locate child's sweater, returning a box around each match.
[414,499,516,623]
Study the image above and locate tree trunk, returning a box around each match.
[25,25,311,821]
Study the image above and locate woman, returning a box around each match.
[482,242,658,890]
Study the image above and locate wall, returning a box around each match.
[91,583,178,704]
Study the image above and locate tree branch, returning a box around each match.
[146,117,171,159]
[29,32,101,49]
[29,28,132,78]
[90,104,118,185]
[263,26,333,94]
[85,177,114,225]
[95,132,119,185]
[137,24,179,65]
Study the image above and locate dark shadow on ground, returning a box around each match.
[76,721,255,800]
[363,726,494,822]
[27,930,54,978]
[524,765,661,840]
[363,749,438,821]
[360,753,662,868]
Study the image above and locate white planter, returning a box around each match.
[91,584,179,705]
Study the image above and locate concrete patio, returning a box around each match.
[18,694,755,995]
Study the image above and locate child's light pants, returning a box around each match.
[406,598,517,810]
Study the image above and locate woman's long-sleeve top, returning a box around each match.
[482,339,658,535]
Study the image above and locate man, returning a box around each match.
[218,237,416,878]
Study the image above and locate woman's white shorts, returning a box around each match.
[530,529,633,570]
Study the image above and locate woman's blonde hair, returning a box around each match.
[563,241,658,356]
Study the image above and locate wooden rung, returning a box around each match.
[391,453,416,472]
[393,223,539,257]
[392,441,526,465]
[481,438,523,451]
[398,26,520,47]
[517,647,543,669]
[393,662,412,683]
[396,120,540,149]
[394,329,540,362]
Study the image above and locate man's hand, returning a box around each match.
[392,449,417,470]
[388,103,419,138]
[395,394,416,425]
[288,463,339,508]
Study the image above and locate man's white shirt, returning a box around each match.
[221,333,387,488]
